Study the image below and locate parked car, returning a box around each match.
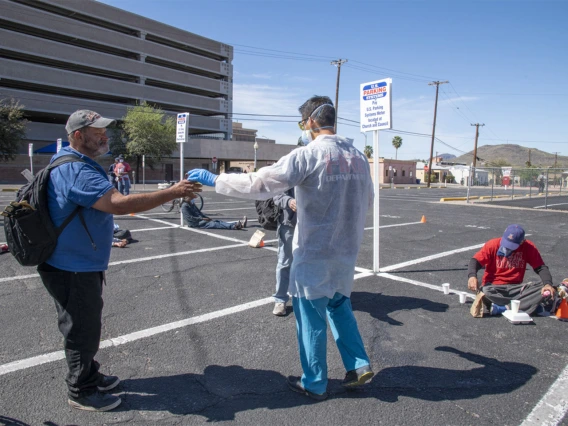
[226,167,243,174]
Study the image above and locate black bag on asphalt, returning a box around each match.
[3,155,96,267]
[255,199,281,231]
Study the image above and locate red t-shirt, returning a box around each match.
[474,238,544,285]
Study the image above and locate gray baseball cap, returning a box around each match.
[65,110,115,134]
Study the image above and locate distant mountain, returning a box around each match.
[439,153,456,160]
[450,144,568,168]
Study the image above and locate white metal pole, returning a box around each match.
[142,154,146,191]
[180,143,184,226]
[28,143,34,175]
[373,130,380,273]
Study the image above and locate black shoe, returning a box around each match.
[68,391,121,412]
[342,365,374,387]
[97,373,120,392]
[241,216,247,228]
[287,376,328,401]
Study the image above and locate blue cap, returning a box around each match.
[501,224,525,250]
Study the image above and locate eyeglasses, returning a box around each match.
[298,118,308,130]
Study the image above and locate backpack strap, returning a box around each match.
[49,154,97,251]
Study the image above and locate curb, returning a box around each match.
[440,196,480,202]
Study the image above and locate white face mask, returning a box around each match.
[301,129,313,145]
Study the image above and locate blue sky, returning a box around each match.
[99,0,568,161]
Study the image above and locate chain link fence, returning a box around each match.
[453,167,568,209]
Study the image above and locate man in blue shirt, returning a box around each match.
[38,110,200,412]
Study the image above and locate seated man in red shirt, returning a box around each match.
[467,224,557,316]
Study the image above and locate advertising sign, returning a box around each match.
[360,78,392,132]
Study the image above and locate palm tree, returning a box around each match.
[392,136,403,159]
[364,145,373,159]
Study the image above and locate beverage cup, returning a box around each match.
[442,283,450,295]
[511,300,520,314]
[459,292,467,304]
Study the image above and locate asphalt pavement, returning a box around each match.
[0,187,567,425]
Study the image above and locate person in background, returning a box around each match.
[468,224,557,316]
[272,188,296,316]
[187,95,375,401]
[108,158,118,189]
[181,196,247,230]
[114,157,131,195]
[39,109,200,412]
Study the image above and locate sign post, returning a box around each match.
[360,78,392,273]
[212,156,217,173]
[142,154,146,191]
[176,113,190,226]
[28,143,34,176]
[56,138,62,153]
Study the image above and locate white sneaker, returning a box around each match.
[273,302,287,316]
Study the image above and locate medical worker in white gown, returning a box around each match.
[188,96,375,400]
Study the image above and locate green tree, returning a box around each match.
[364,145,373,159]
[120,102,177,182]
[485,158,511,186]
[0,98,27,161]
[391,136,403,159]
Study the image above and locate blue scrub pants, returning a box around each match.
[292,293,370,395]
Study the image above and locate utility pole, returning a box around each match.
[553,152,560,187]
[331,59,348,132]
[471,123,485,186]
[471,123,485,168]
[427,80,449,187]
[527,149,531,167]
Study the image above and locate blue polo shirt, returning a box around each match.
[46,147,115,272]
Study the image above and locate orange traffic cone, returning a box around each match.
[129,213,135,216]
[555,298,568,321]
[420,215,427,223]
[259,240,265,248]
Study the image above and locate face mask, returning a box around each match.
[301,129,313,145]
[497,246,514,257]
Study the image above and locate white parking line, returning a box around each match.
[534,202,568,209]
[520,363,568,426]
[0,241,481,374]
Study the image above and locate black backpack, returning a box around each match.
[3,155,96,267]
[255,199,281,231]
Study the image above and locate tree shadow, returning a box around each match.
[351,291,449,326]
[113,350,536,421]
[366,346,538,402]
[0,416,31,426]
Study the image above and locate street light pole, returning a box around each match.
[253,140,259,172]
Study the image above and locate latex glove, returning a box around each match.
[187,169,217,187]
[467,276,479,292]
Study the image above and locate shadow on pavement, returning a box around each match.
[365,346,538,403]
[113,347,537,421]
[351,291,449,326]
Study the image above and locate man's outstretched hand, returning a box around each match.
[187,169,217,187]
[170,180,202,198]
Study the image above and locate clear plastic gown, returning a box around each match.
[216,135,374,300]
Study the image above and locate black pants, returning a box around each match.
[37,263,104,398]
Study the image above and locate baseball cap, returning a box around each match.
[500,224,525,250]
[65,110,115,134]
